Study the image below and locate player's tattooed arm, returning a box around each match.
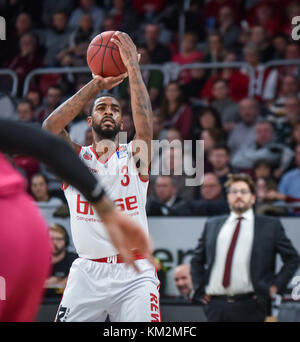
[111,32,153,178]
[42,74,126,152]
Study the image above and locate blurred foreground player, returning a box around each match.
[0,119,154,322]
[43,32,161,322]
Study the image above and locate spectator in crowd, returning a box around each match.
[173,264,194,302]
[210,79,239,129]
[191,173,300,322]
[8,32,43,94]
[142,23,171,64]
[216,6,240,51]
[45,224,77,291]
[278,144,300,200]
[264,43,300,103]
[108,0,138,37]
[203,0,239,25]
[198,173,225,203]
[120,45,164,108]
[68,14,97,50]
[267,75,300,118]
[249,25,274,63]
[68,0,104,32]
[4,12,33,63]
[42,0,75,26]
[172,32,204,84]
[253,159,274,181]
[37,85,63,123]
[38,11,72,67]
[26,90,43,117]
[133,0,165,22]
[289,121,300,150]
[31,173,65,222]
[272,95,300,144]
[200,128,225,173]
[254,2,280,37]
[189,173,229,216]
[192,106,223,142]
[241,43,266,101]
[201,51,249,103]
[181,63,208,105]
[100,15,118,32]
[271,33,289,60]
[152,112,164,140]
[161,146,197,201]
[231,120,294,179]
[254,176,288,216]
[203,33,226,76]
[160,81,193,140]
[208,145,235,192]
[146,175,187,216]
[227,98,260,156]
[17,99,38,125]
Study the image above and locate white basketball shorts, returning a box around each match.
[54,257,161,322]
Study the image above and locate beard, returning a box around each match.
[230,199,252,214]
[92,118,121,140]
[52,245,65,257]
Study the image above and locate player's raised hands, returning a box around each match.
[111,32,139,70]
[92,73,127,91]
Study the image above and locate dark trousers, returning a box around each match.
[203,296,267,322]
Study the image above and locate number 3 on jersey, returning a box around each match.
[121,165,130,186]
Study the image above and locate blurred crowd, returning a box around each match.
[1,0,300,219]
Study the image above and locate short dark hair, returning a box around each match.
[213,78,229,88]
[48,85,62,93]
[91,93,121,116]
[225,173,256,194]
[18,98,34,111]
[211,144,230,155]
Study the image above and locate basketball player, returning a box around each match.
[0,118,154,322]
[43,32,160,322]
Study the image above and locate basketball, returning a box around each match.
[86,31,127,77]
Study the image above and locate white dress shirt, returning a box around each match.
[205,209,255,295]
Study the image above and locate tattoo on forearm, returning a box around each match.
[44,80,100,132]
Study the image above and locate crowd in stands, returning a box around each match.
[1,0,300,220]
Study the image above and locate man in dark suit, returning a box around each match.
[191,173,300,322]
[146,175,188,216]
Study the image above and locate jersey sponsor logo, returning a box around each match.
[76,194,139,215]
[116,144,128,159]
[56,305,70,322]
[150,293,160,322]
[83,151,93,161]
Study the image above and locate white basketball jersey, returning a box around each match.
[63,142,149,259]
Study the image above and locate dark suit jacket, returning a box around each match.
[191,214,300,302]
[146,196,188,216]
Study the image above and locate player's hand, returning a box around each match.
[92,73,127,91]
[111,32,139,70]
[102,209,157,272]
[93,197,157,272]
